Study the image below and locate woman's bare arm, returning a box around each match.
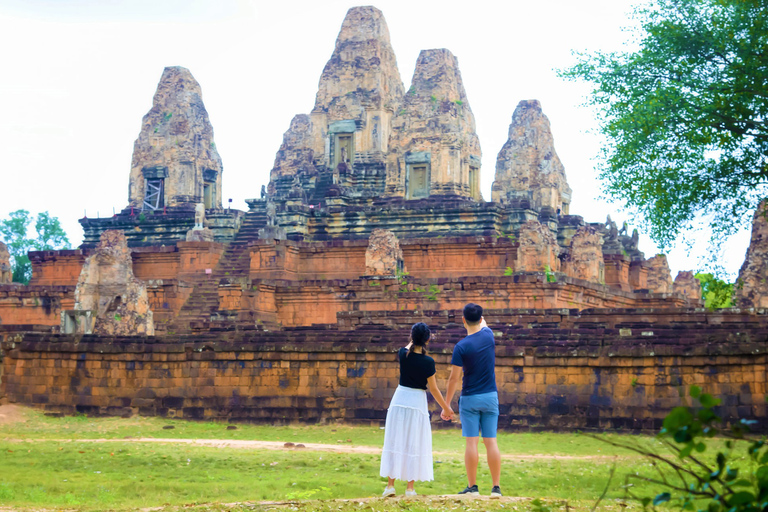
[427,374,453,418]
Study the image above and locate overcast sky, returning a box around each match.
[0,0,751,278]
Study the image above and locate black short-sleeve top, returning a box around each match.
[398,347,436,390]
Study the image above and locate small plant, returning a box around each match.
[114,314,122,322]
[163,112,172,122]
[395,268,410,288]
[495,230,516,242]
[407,85,416,95]
[138,212,146,222]
[454,99,464,106]
[504,266,514,276]
[426,284,440,301]
[544,265,556,283]
[631,377,639,387]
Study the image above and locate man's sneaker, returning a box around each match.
[382,486,396,497]
[490,485,503,498]
[458,484,479,495]
[405,489,418,497]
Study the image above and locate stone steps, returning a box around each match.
[166,212,266,333]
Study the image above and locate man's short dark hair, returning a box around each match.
[463,303,483,324]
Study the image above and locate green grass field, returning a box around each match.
[0,406,738,511]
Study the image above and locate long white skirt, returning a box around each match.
[379,385,434,482]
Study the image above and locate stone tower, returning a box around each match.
[312,6,404,172]
[269,6,405,198]
[128,66,223,212]
[386,49,482,199]
[492,100,571,214]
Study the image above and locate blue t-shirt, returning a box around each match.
[451,326,497,396]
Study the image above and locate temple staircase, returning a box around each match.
[163,207,269,334]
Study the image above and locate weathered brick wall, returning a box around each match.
[0,285,73,327]
[3,311,766,431]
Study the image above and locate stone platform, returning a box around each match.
[2,308,766,432]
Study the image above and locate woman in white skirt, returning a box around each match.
[380,322,453,497]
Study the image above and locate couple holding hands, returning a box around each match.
[379,303,502,498]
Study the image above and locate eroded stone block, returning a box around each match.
[516,220,560,273]
[74,230,154,336]
[365,229,403,276]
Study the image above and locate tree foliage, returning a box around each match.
[561,0,768,251]
[0,210,71,284]
[695,272,734,309]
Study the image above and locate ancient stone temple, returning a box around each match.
[566,226,604,283]
[10,6,763,435]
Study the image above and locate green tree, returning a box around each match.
[0,210,71,284]
[561,0,768,251]
[695,272,733,309]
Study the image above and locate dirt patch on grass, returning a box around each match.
[12,437,628,460]
[0,404,27,426]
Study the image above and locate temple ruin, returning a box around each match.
[2,6,766,432]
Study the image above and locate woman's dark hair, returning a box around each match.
[408,322,431,357]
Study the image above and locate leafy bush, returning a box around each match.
[602,386,766,511]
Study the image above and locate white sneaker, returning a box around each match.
[382,486,396,497]
[405,489,417,497]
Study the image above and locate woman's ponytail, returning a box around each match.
[407,322,431,357]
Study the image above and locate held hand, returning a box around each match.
[440,406,455,421]
[479,317,488,329]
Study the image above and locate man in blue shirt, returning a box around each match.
[443,303,502,498]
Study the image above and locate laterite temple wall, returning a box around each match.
[3,309,767,431]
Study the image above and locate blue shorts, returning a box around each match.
[459,391,499,438]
